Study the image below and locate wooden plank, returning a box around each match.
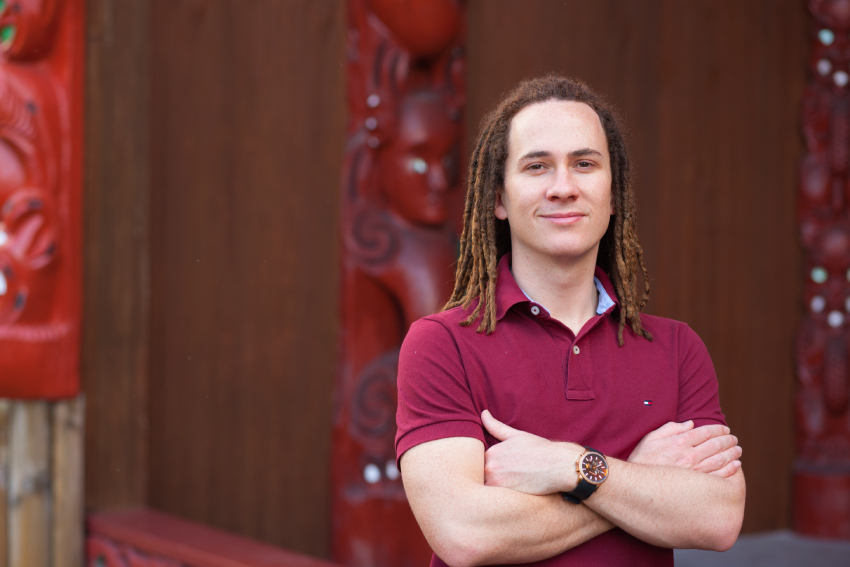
[52,396,85,567]
[83,0,151,510]
[8,402,51,567]
[148,0,345,556]
[0,401,11,567]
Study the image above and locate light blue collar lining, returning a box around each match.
[519,277,615,316]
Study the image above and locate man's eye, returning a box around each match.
[577,161,593,168]
[527,164,544,170]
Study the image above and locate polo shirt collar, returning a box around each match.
[494,253,620,320]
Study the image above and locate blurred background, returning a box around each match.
[3,0,841,565]
[82,0,807,563]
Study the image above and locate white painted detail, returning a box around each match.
[835,70,849,87]
[364,463,381,484]
[367,94,381,108]
[385,460,400,481]
[365,117,378,130]
[811,266,828,284]
[818,58,833,76]
[819,28,835,46]
[411,157,428,174]
[811,295,826,313]
[828,310,844,328]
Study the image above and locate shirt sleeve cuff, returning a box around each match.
[396,420,485,471]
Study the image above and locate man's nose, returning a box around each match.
[428,164,449,193]
[547,167,579,200]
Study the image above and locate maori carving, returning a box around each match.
[334,0,465,564]
[0,0,81,398]
[795,0,850,538]
[87,536,184,567]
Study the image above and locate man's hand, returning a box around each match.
[481,409,583,494]
[628,420,742,478]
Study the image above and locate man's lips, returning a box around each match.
[540,212,586,224]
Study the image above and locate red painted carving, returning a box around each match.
[795,0,850,539]
[0,0,82,398]
[333,0,465,564]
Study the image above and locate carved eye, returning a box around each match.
[410,157,428,175]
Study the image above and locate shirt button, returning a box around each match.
[531,305,540,315]
[573,345,580,355]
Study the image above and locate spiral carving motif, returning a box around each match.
[348,209,400,267]
[349,350,398,446]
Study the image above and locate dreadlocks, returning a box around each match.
[443,74,652,346]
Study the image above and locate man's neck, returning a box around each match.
[510,245,600,335]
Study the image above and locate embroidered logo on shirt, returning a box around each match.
[643,400,653,406]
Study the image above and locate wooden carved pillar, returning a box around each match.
[0,0,85,564]
[0,0,82,398]
[334,1,465,564]
[795,0,850,539]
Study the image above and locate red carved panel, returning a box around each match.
[795,0,850,539]
[0,0,82,397]
[87,508,343,567]
[333,0,465,564]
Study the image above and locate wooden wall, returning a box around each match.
[82,0,807,558]
[466,0,806,532]
[146,0,346,558]
[84,0,151,511]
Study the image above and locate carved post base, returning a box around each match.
[0,395,85,566]
[793,464,850,539]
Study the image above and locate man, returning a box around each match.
[394,75,745,567]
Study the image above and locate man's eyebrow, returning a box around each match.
[569,148,603,158]
[517,148,603,161]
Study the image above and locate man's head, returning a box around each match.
[443,75,651,344]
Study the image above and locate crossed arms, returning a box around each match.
[400,412,745,567]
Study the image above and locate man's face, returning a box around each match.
[496,100,613,263]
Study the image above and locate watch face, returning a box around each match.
[580,453,608,484]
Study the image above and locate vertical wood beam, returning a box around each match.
[52,397,84,567]
[83,0,151,510]
[8,402,51,567]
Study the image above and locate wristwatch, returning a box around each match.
[561,446,608,504]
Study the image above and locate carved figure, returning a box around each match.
[0,0,81,398]
[795,0,850,539]
[0,0,61,60]
[333,0,465,564]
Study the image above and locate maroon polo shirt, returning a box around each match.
[395,254,726,567]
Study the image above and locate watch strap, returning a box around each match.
[561,446,603,504]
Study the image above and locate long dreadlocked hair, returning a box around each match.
[442,74,652,346]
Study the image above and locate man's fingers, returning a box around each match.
[481,410,523,441]
[686,424,730,446]
[694,443,741,474]
[708,459,741,479]
[692,434,738,465]
[646,420,694,440]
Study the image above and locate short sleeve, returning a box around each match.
[395,318,485,470]
[676,324,727,428]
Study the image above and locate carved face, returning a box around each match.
[376,92,459,227]
[0,0,60,60]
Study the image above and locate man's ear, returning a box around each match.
[495,187,508,220]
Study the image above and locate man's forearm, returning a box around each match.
[415,478,613,567]
[584,460,745,551]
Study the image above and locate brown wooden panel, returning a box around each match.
[148,0,345,557]
[83,0,151,510]
[467,0,806,532]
